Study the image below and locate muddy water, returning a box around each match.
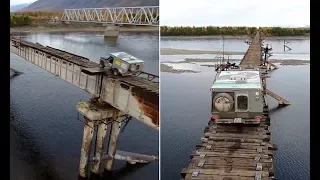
[160,38,310,180]
[10,32,159,180]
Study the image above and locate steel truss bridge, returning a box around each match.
[61,6,159,26]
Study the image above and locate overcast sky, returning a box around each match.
[160,0,310,27]
[11,0,309,27]
[11,0,35,6]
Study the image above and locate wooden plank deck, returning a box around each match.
[240,32,263,67]
[181,112,276,180]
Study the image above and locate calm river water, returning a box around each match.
[160,38,310,180]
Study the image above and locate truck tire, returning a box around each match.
[213,93,234,112]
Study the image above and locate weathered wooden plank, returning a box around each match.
[195,148,273,156]
[181,168,269,177]
[205,128,270,135]
[200,141,263,147]
[191,152,271,159]
[188,163,272,172]
[204,132,270,140]
[205,137,268,143]
[184,174,271,180]
[189,159,272,168]
[197,144,268,150]
[191,156,273,164]
[199,141,274,150]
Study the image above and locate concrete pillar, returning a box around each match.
[79,118,95,178]
[104,25,119,37]
[105,118,122,171]
[91,120,108,175]
[103,37,118,47]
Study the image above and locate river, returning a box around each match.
[160,38,310,180]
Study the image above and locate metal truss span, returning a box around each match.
[61,6,159,26]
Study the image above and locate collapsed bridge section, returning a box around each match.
[10,37,159,130]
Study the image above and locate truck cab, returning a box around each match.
[100,52,144,76]
[210,70,264,124]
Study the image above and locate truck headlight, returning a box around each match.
[130,64,136,71]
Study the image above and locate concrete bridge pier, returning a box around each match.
[79,117,95,178]
[76,100,158,178]
[91,120,108,175]
[104,118,122,171]
[104,24,120,37]
[77,101,121,178]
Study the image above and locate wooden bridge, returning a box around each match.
[181,31,288,180]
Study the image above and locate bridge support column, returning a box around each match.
[105,119,122,171]
[104,25,120,37]
[91,120,108,175]
[77,101,121,178]
[76,100,158,178]
[79,117,94,178]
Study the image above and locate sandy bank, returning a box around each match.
[161,35,309,40]
[161,59,309,73]
[161,64,199,73]
[161,48,245,55]
[163,58,309,65]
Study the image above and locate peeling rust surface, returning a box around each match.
[132,86,159,127]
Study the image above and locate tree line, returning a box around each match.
[161,26,310,36]
[10,11,63,27]
[10,15,32,26]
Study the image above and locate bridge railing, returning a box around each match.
[61,6,159,26]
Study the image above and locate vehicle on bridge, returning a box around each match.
[210,69,264,124]
[100,52,144,76]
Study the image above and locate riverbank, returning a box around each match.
[161,48,310,55]
[161,59,309,73]
[10,24,159,34]
[161,64,200,73]
[161,35,309,40]
[161,48,245,55]
[162,58,309,65]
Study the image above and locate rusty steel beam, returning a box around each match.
[10,37,159,130]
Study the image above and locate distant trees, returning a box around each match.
[161,26,310,36]
[10,15,32,26]
[10,11,63,27]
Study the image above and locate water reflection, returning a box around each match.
[103,37,118,47]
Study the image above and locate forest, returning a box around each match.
[161,26,310,36]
